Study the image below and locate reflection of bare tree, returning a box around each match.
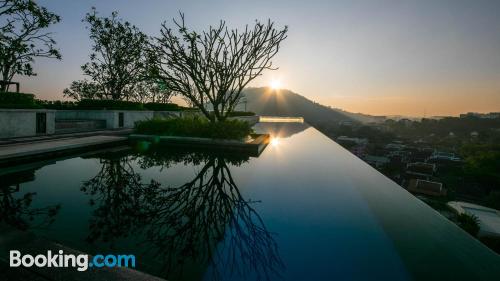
[0,171,60,230]
[81,153,161,244]
[84,149,284,281]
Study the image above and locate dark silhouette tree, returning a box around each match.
[456,213,480,237]
[81,154,161,244]
[0,0,61,92]
[150,13,287,122]
[0,170,60,230]
[83,149,284,281]
[64,8,172,102]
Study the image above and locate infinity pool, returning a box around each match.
[1,122,499,280]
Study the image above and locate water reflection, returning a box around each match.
[0,169,60,230]
[83,148,284,281]
[253,121,309,139]
[81,150,161,244]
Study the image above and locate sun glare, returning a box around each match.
[270,79,281,90]
[270,138,280,147]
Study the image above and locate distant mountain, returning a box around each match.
[239,87,384,124]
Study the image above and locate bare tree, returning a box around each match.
[151,13,287,122]
[64,8,150,101]
[0,0,61,92]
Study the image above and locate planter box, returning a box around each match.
[129,133,270,156]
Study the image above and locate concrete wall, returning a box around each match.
[153,111,182,119]
[0,109,55,138]
[55,110,187,129]
[55,110,158,129]
[0,109,256,139]
[55,110,117,128]
[122,111,154,128]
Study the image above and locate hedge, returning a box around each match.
[135,117,253,140]
[1,93,194,112]
[77,99,144,110]
[37,100,79,110]
[144,102,182,111]
[227,111,256,117]
[0,92,40,108]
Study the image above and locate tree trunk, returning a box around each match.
[1,67,11,92]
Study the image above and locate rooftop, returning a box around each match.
[0,122,499,280]
[448,201,500,238]
[407,179,446,197]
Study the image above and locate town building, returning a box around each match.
[447,202,500,239]
[407,179,446,197]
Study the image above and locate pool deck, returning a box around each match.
[0,135,128,166]
[0,224,165,281]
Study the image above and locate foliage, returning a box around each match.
[226,111,256,117]
[484,191,500,210]
[456,213,480,237]
[150,13,287,122]
[62,80,102,101]
[64,8,171,102]
[36,100,78,110]
[75,99,184,111]
[0,94,185,111]
[460,143,500,186]
[135,117,253,140]
[143,102,182,111]
[131,80,175,103]
[384,116,500,139]
[0,91,39,108]
[0,0,61,91]
[77,99,144,110]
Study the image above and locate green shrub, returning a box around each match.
[36,100,79,110]
[0,92,40,108]
[143,102,183,111]
[227,111,256,117]
[77,99,144,110]
[135,117,253,140]
[1,94,190,111]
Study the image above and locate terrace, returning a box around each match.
[0,121,499,280]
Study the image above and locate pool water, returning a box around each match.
[1,122,499,280]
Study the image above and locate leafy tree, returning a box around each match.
[62,80,101,101]
[151,13,287,122]
[0,0,61,92]
[65,8,153,101]
[485,191,500,210]
[461,143,500,186]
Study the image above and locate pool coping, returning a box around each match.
[0,223,165,281]
[0,136,128,167]
[129,133,270,157]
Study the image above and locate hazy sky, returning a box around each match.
[15,0,500,116]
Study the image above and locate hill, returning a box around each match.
[240,87,383,124]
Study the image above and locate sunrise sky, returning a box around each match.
[16,0,500,117]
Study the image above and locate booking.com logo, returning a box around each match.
[10,250,136,272]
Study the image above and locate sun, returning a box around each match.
[270,79,281,90]
[270,137,280,146]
